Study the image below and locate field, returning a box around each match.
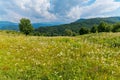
[0,31,120,80]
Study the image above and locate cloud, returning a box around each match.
[89,0,120,13]
[67,0,120,20]
[0,0,120,22]
[67,6,82,20]
[0,0,56,22]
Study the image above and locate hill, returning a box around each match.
[0,21,64,30]
[76,17,120,23]
[0,31,120,79]
[36,17,120,36]
[1,17,120,35]
[32,22,64,28]
[0,21,18,30]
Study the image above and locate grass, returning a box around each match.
[0,31,120,80]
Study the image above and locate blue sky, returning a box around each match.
[0,0,120,23]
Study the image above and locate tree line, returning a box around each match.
[19,18,120,36]
[79,21,120,35]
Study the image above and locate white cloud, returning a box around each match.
[90,0,120,13]
[67,6,82,20]
[0,0,120,22]
[67,0,120,20]
[0,0,56,22]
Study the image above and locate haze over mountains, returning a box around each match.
[0,21,64,30]
[0,21,18,30]
[0,17,120,31]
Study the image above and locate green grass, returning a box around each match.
[0,31,120,80]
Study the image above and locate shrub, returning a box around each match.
[79,27,90,35]
[91,25,98,33]
[112,23,120,32]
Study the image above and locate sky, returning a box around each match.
[0,0,120,23]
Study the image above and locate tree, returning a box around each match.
[105,25,112,32]
[19,18,34,35]
[91,25,98,33]
[112,23,120,32]
[97,22,113,32]
[79,27,90,35]
[97,22,107,32]
[64,29,73,36]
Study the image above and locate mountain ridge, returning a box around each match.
[75,17,120,23]
[36,16,120,36]
[1,17,120,33]
[0,21,64,30]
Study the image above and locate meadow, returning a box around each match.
[0,30,120,80]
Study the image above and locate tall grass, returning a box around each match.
[0,31,120,80]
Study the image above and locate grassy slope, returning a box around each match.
[0,31,120,80]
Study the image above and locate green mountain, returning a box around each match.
[76,17,120,23]
[36,17,120,36]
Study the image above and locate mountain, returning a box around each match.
[0,21,18,30]
[32,22,64,28]
[75,17,120,23]
[36,17,120,36]
[1,17,120,35]
[0,21,64,30]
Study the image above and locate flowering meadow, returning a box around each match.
[0,31,120,80]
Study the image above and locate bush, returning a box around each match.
[64,29,73,36]
[112,23,120,32]
[98,22,107,32]
[91,25,98,33]
[79,27,90,35]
